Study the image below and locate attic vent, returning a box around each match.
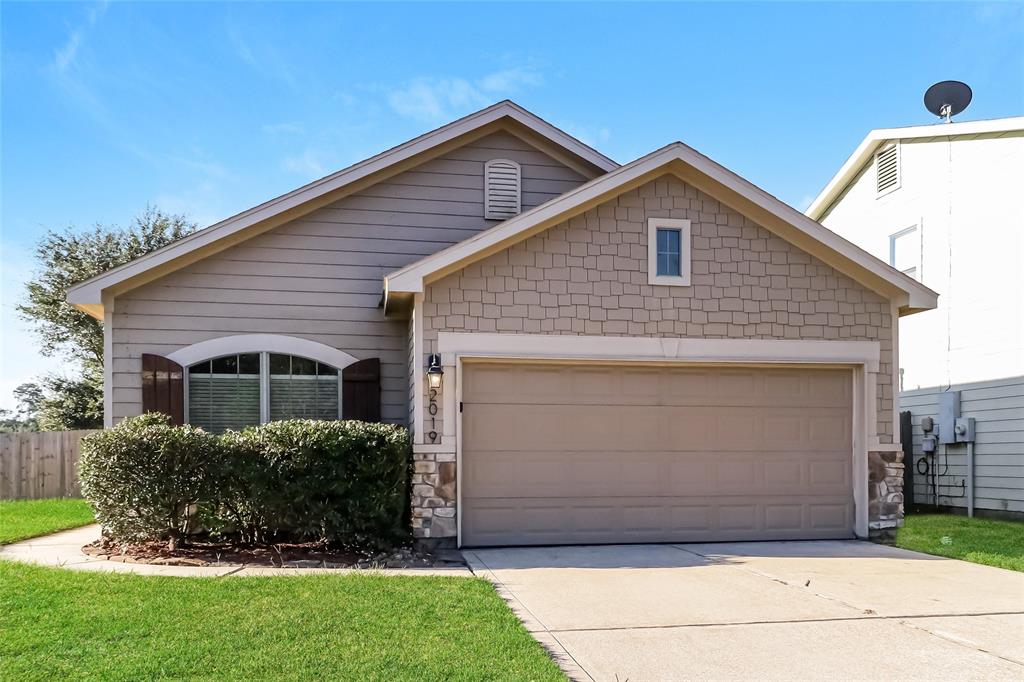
[875,143,900,196]
[484,158,521,220]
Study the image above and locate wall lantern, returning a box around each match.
[426,354,444,390]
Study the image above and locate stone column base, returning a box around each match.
[868,449,904,543]
[410,443,457,542]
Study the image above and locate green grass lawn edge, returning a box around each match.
[0,498,96,545]
[895,513,1024,572]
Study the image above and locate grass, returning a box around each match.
[896,513,1024,572]
[0,498,563,681]
[0,498,95,545]
[0,562,564,681]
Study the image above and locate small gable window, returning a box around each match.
[484,158,521,220]
[889,225,920,280]
[875,143,900,196]
[647,218,691,286]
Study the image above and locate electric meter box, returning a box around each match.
[937,392,961,445]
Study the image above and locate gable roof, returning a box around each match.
[386,141,938,316]
[806,116,1024,221]
[68,101,619,318]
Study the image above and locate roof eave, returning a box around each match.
[385,143,940,313]
[65,100,619,308]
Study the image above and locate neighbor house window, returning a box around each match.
[647,218,692,286]
[187,352,341,433]
[889,225,920,280]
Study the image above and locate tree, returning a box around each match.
[15,371,104,431]
[18,206,197,368]
[16,207,196,428]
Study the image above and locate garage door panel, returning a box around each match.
[461,363,854,546]
[466,449,850,500]
[463,363,853,409]
[463,496,853,546]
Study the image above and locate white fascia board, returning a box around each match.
[806,116,1024,221]
[67,101,618,310]
[388,142,938,311]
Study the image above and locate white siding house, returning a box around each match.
[808,117,1024,391]
[808,116,1024,517]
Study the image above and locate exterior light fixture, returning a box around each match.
[426,354,444,390]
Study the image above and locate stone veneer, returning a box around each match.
[868,449,905,543]
[411,174,899,542]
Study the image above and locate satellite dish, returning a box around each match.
[924,81,972,123]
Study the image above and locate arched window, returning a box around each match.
[186,352,342,433]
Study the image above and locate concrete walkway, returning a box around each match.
[0,524,473,577]
[466,541,1024,682]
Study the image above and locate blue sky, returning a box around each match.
[2,1,1022,409]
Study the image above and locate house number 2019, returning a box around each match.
[428,388,439,443]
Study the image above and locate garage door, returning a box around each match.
[461,362,854,546]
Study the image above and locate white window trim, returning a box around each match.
[888,224,921,280]
[170,335,357,427]
[647,218,691,286]
[875,142,901,198]
[166,334,358,370]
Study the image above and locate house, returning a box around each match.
[68,101,937,547]
[807,116,1024,518]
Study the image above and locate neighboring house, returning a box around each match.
[807,116,1024,517]
[68,101,936,547]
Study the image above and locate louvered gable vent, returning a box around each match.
[484,158,521,220]
[875,143,900,195]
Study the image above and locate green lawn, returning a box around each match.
[0,562,564,681]
[896,513,1024,572]
[0,498,95,544]
[0,498,564,680]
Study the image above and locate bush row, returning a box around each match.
[79,414,410,549]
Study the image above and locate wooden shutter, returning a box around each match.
[342,358,381,422]
[141,354,184,425]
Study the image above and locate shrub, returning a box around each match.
[221,420,410,548]
[79,413,220,549]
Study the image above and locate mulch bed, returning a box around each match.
[82,536,465,570]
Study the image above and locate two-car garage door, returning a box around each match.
[461,362,854,547]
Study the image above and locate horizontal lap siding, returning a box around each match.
[111,131,587,424]
[901,376,1024,514]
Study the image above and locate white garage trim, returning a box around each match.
[437,333,881,372]
[442,332,881,546]
[166,334,359,370]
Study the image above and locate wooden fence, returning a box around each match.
[0,430,99,500]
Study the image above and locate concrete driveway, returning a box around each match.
[465,541,1024,681]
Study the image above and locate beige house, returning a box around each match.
[69,101,937,547]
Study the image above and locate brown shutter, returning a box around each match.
[342,358,381,423]
[142,354,185,425]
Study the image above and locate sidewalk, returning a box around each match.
[0,524,473,578]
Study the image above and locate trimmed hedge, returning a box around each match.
[79,415,410,549]
[79,414,219,549]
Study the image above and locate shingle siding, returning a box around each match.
[423,174,894,441]
[110,131,588,423]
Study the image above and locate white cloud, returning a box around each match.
[52,1,109,73]
[386,66,545,123]
[478,67,544,93]
[282,149,328,179]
